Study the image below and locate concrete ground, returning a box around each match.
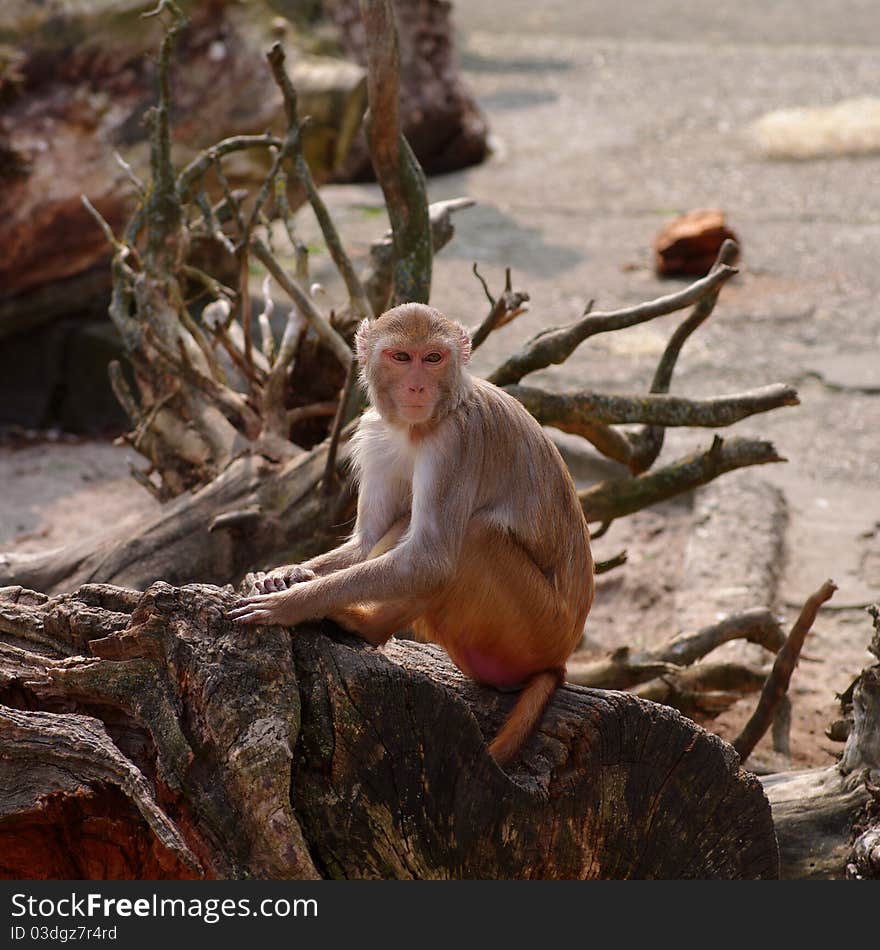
[2,1,879,768]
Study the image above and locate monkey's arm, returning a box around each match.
[231,439,476,626]
[253,455,407,592]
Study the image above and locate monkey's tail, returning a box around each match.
[487,668,563,766]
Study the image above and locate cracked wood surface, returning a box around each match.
[0,582,778,879]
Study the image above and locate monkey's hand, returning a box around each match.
[250,565,317,594]
[228,585,312,628]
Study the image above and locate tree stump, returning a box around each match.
[0,582,778,879]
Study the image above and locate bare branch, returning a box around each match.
[579,436,784,524]
[258,276,277,364]
[733,579,838,762]
[470,267,530,352]
[342,197,474,332]
[594,551,627,574]
[250,236,352,371]
[633,662,767,719]
[629,238,741,472]
[267,43,374,324]
[655,608,785,667]
[566,607,785,691]
[142,0,186,274]
[507,383,799,430]
[359,0,432,304]
[487,264,738,387]
[176,135,284,202]
[567,648,678,690]
[322,360,360,492]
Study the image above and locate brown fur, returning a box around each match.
[230,303,595,766]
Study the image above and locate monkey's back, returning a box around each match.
[460,378,594,616]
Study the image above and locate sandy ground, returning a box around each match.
[2,1,880,772]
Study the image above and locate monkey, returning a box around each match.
[229,302,594,766]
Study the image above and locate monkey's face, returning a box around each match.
[355,304,472,428]
[378,344,452,425]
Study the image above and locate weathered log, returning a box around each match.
[0,582,779,879]
[761,605,880,879]
[0,0,366,337]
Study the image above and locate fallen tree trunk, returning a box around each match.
[0,582,778,879]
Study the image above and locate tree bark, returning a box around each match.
[761,607,880,879]
[0,582,778,879]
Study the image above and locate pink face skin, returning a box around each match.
[381,345,451,424]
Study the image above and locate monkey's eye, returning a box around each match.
[391,352,412,362]
[423,352,443,364]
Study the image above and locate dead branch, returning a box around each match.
[359,0,432,305]
[734,579,838,761]
[632,661,766,719]
[470,266,530,351]
[176,135,284,202]
[267,44,374,324]
[507,383,799,431]
[486,264,738,387]
[566,607,784,691]
[579,436,784,523]
[250,236,352,371]
[656,607,785,666]
[629,239,741,472]
[339,197,474,334]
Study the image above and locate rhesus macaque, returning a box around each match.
[230,303,594,765]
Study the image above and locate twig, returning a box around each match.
[267,43,374,323]
[272,165,310,288]
[632,661,767,719]
[470,266,530,352]
[108,361,142,427]
[81,195,125,254]
[566,607,785,692]
[192,190,236,255]
[594,551,627,575]
[287,402,340,427]
[176,134,284,201]
[258,275,277,364]
[322,359,360,493]
[579,436,784,524]
[113,151,146,195]
[207,323,262,386]
[486,264,738,387]
[180,265,234,301]
[239,252,254,373]
[472,263,495,307]
[733,579,838,762]
[251,236,352,371]
[567,647,679,690]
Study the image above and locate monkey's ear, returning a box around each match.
[455,323,472,364]
[354,318,372,365]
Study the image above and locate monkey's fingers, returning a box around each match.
[228,598,273,618]
[264,576,290,592]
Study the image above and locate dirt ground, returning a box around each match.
[2,1,879,773]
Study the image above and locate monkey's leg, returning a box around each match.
[415,519,583,765]
[330,600,427,646]
[328,518,421,645]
